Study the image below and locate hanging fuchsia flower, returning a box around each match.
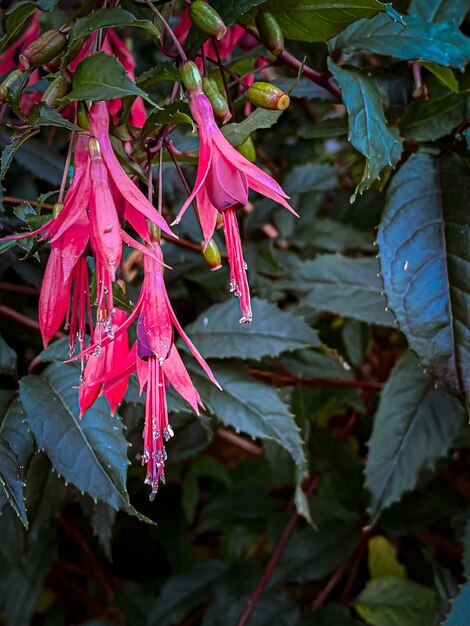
[78,242,220,497]
[79,309,129,417]
[177,62,297,323]
[2,101,174,350]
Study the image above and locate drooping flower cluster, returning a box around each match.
[1,6,296,498]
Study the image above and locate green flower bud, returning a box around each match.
[202,76,231,124]
[0,69,24,103]
[40,75,70,106]
[255,11,284,56]
[247,82,290,111]
[201,238,222,271]
[20,29,67,70]
[236,136,256,163]
[189,1,227,40]
[181,60,203,92]
[77,102,90,130]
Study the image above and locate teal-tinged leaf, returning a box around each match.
[0,397,35,467]
[385,3,406,26]
[20,363,139,516]
[409,0,470,25]
[243,0,386,42]
[399,92,468,141]
[0,335,17,375]
[0,439,27,527]
[377,154,470,398]
[282,163,340,194]
[68,7,160,47]
[443,582,470,625]
[148,561,228,626]
[66,52,152,104]
[222,108,283,147]
[282,254,395,326]
[27,103,81,131]
[186,362,309,521]
[25,454,66,538]
[13,136,64,184]
[185,299,320,360]
[355,576,439,626]
[91,501,117,561]
[365,352,465,518]
[463,519,470,579]
[330,14,470,69]
[327,60,402,195]
[0,529,58,626]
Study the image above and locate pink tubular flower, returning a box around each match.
[2,102,174,350]
[79,309,129,417]
[80,242,220,498]
[176,64,297,323]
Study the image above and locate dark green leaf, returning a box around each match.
[330,14,470,68]
[282,254,395,326]
[355,576,439,626]
[0,439,27,527]
[365,352,465,518]
[148,561,228,626]
[91,501,117,561]
[327,61,402,195]
[20,363,141,517]
[0,4,35,52]
[0,334,17,375]
[6,70,33,119]
[377,154,470,398]
[222,108,283,146]
[399,92,468,141]
[13,136,64,184]
[68,7,160,47]
[409,0,470,24]
[273,77,338,102]
[303,117,349,138]
[443,581,470,625]
[421,62,459,91]
[25,453,67,538]
[185,298,320,360]
[27,103,81,131]
[463,519,470,579]
[0,132,35,181]
[244,0,385,42]
[66,52,152,104]
[283,163,339,194]
[0,529,58,626]
[136,62,180,89]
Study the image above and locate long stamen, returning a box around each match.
[222,208,252,323]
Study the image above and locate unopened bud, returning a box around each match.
[181,60,203,92]
[53,202,64,218]
[77,102,90,130]
[236,136,256,162]
[148,220,160,244]
[255,12,284,56]
[41,75,70,106]
[202,77,231,124]
[0,69,24,103]
[20,29,67,69]
[201,238,222,271]
[247,82,290,111]
[189,1,227,40]
[216,213,223,229]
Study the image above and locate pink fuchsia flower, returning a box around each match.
[79,309,129,417]
[80,242,220,497]
[2,102,175,349]
[176,62,297,323]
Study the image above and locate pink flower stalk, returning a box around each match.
[79,309,129,417]
[176,71,297,323]
[2,102,174,349]
[80,242,220,497]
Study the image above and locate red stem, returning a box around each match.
[237,474,320,626]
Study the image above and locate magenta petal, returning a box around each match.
[103,309,130,414]
[163,345,204,414]
[88,102,174,237]
[89,176,122,275]
[205,146,248,210]
[142,247,173,359]
[60,219,90,283]
[246,173,298,216]
[196,186,218,248]
[79,349,106,418]
[39,247,70,348]
[223,207,252,323]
